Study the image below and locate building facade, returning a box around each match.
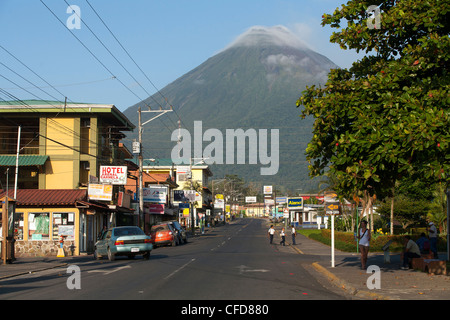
[0,100,135,256]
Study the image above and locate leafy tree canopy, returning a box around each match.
[297,0,449,200]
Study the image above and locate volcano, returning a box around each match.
[123,25,339,192]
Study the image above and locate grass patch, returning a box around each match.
[297,229,424,253]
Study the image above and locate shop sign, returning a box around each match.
[99,166,128,185]
[287,197,303,210]
[143,186,167,203]
[88,184,113,201]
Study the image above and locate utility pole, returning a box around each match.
[138,107,144,230]
[137,106,173,231]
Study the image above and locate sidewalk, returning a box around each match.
[292,232,450,300]
[0,255,93,280]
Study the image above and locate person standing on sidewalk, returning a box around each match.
[268,225,275,244]
[280,228,286,246]
[428,222,438,258]
[291,225,296,245]
[357,220,371,270]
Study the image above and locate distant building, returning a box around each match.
[131,159,213,228]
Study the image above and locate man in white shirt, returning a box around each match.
[291,225,296,245]
[402,235,421,269]
[268,225,275,244]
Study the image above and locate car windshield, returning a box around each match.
[151,225,169,232]
[113,227,144,237]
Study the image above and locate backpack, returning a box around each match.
[423,240,430,251]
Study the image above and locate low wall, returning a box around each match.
[13,240,77,257]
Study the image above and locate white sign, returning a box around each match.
[263,185,272,195]
[276,197,287,204]
[99,166,128,185]
[88,184,113,201]
[214,199,225,209]
[245,196,257,203]
[185,190,201,202]
[143,186,167,203]
[132,142,140,154]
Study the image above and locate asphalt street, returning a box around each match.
[0,218,348,301]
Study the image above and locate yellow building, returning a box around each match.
[0,100,135,256]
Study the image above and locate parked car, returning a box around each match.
[150,223,177,247]
[168,220,188,244]
[94,226,152,261]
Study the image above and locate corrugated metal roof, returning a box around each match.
[0,155,49,167]
[0,189,87,206]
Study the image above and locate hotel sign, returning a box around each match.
[99,166,128,185]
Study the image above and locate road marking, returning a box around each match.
[237,265,270,275]
[88,265,131,275]
[164,258,196,280]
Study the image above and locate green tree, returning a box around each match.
[297,0,450,234]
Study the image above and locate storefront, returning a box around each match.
[0,189,125,257]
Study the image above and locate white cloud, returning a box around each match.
[225,25,308,50]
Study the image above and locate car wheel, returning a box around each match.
[143,251,150,260]
[93,248,100,260]
[107,247,115,261]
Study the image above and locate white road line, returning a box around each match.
[164,258,196,280]
[87,265,131,275]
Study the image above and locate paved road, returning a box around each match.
[0,219,348,301]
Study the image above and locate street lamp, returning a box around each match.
[138,107,172,230]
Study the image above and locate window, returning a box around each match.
[14,212,24,240]
[28,213,50,240]
[53,212,75,240]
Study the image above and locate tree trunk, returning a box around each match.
[390,187,395,235]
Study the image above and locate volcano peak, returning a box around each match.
[226,25,308,50]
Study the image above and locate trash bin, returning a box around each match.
[5,236,15,263]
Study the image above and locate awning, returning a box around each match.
[0,155,49,167]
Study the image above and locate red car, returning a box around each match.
[150,223,177,247]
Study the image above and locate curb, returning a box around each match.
[311,262,396,300]
[0,263,68,280]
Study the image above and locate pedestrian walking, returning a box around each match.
[268,225,275,244]
[428,222,438,258]
[357,220,371,270]
[280,228,286,246]
[291,225,296,245]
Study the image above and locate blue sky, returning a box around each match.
[0,0,364,112]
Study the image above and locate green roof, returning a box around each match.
[0,100,135,131]
[0,155,49,167]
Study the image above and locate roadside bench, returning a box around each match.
[409,256,447,275]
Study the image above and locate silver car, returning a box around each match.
[94,226,152,261]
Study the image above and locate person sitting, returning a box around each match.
[416,232,430,254]
[402,235,421,269]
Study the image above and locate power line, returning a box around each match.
[84,0,187,130]
[41,0,176,135]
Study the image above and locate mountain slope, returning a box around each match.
[123,26,338,192]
